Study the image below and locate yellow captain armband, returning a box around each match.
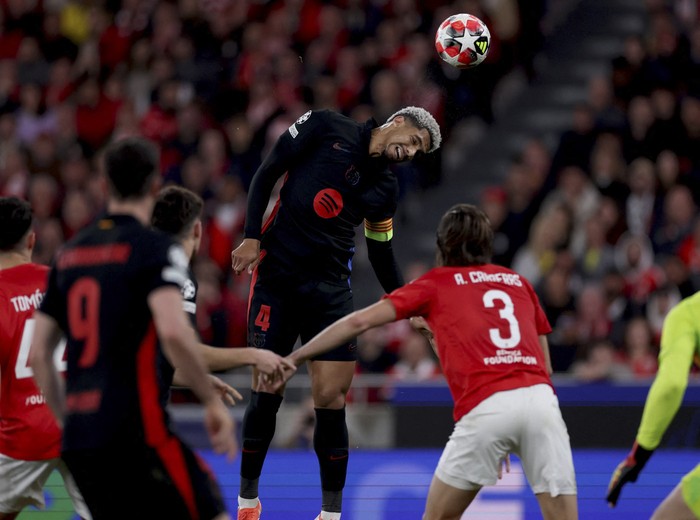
[364,218,394,242]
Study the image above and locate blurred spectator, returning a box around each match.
[620,317,658,378]
[652,183,696,254]
[614,232,665,315]
[511,201,571,287]
[571,339,632,382]
[386,330,441,383]
[646,285,682,343]
[572,283,612,349]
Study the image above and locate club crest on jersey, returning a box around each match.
[345,165,360,186]
[253,332,266,348]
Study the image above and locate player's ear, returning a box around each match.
[392,115,405,126]
[149,175,162,196]
[193,219,202,241]
[26,231,36,252]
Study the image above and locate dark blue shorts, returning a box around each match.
[247,254,357,362]
[62,436,226,520]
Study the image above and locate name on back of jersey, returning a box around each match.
[453,271,522,287]
[10,289,44,312]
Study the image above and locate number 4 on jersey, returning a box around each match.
[15,318,67,379]
[255,305,271,332]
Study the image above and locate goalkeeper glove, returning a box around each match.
[606,441,654,507]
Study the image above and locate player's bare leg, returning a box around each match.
[651,484,697,520]
[535,493,578,520]
[308,360,355,519]
[422,475,479,520]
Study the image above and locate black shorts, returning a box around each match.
[62,436,226,520]
[247,254,357,362]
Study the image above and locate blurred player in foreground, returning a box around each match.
[30,138,237,520]
[0,197,90,520]
[268,204,579,520]
[607,293,700,519]
[231,106,441,520]
[151,185,294,404]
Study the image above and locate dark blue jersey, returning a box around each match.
[39,214,190,451]
[245,110,400,280]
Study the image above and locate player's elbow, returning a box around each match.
[345,310,374,335]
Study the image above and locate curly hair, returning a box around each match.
[386,106,442,153]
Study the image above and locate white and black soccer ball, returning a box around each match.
[435,13,491,69]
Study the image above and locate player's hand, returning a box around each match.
[257,356,297,393]
[231,238,261,275]
[606,442,654,507]
[203,400,238,461]
[410,316,437,352]
[253,349,297,380]
[208,374,243,406]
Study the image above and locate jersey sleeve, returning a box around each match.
[139,233,190,296]
[636,300,697,450]
[244,110,327,239]
[38,263,63,324]
[384,275,435,320]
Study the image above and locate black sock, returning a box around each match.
[314,407,348,513]
[239,391,283,498]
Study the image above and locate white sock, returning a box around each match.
[238,496,259,509]
[320,512,341,520]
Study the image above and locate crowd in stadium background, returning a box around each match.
[0,0,698,387]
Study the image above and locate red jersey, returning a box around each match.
[0,262,62,460]
[386,264,552,422]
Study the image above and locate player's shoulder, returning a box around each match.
[667,293,700,324]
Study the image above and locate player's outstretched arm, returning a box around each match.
[607,303,695,507]
[538,335,553,375]
[292,300,397,366]
[29,311,67,428]
[195,343,296,377]
[149,286,237,459]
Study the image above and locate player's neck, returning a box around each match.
[368,125,388,157]
[0,251,30,270]
[107,199,152,226]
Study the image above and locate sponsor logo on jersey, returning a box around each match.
[333,141,352,153]
[344,165,360,185]
[313,188,344,219]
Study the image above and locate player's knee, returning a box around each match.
[312,387,347,409]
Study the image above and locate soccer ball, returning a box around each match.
[435,13,491,69]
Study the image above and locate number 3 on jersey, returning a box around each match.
[483,289,521,349]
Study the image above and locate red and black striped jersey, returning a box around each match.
[40,214,189,451]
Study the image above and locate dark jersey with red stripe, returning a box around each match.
[39,214,189,451]
[245,109,399,276]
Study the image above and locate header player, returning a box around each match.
[30,137,236,520]
[607,292,700,519]
[231,106,441,520]
[270,204,578,520]
[0,197,90,520]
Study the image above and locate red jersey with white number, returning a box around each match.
[0,262,62,460]
[386,264,552,422]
